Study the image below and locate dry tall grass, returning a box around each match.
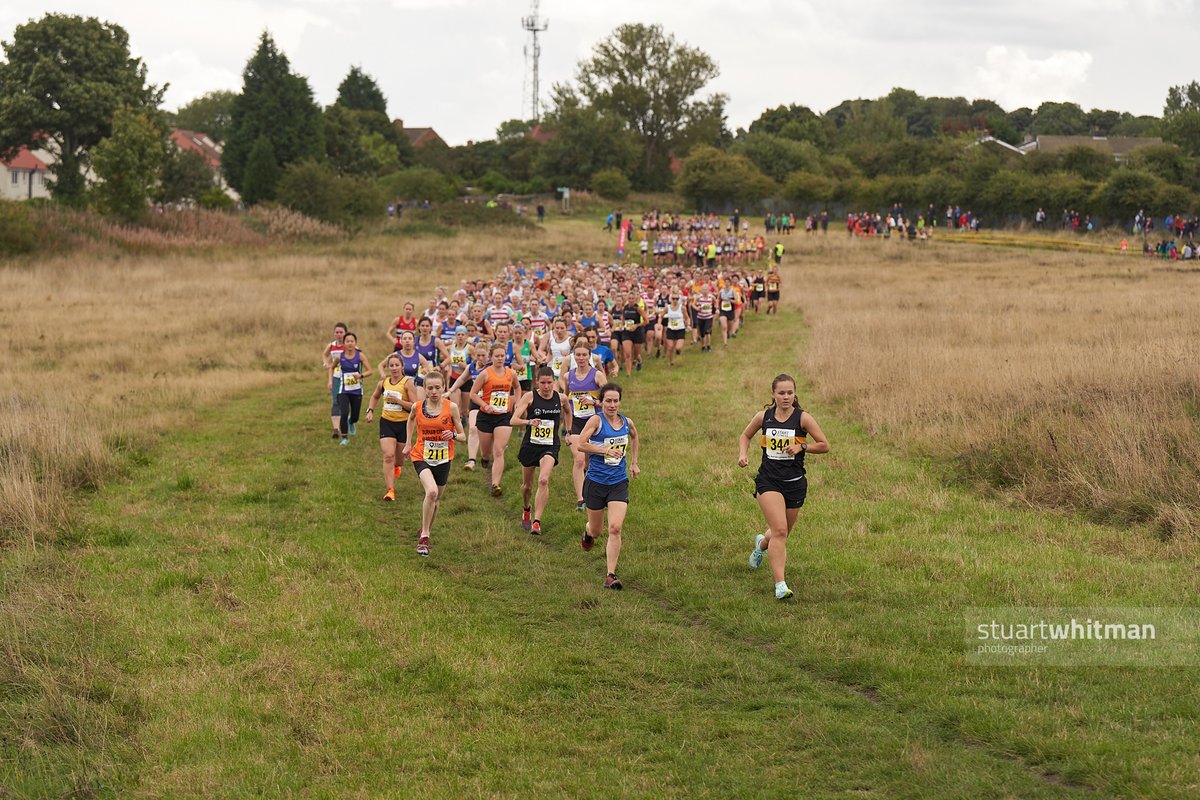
[0,220,610,541]
[782,232,1200,540]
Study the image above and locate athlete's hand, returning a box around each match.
[327,379,333,390]
[401,444,412,455]
[606,448,623,459]
[786,443,805,456]
[441,430,456,441]
[365,409,374,419]
[738,455,749,468]
[630,464,640,478]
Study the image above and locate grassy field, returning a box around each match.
[3,219,1200,797]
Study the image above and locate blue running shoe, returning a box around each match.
[749,534,766,569]
[349,423,357,436]
[339,437,349,446]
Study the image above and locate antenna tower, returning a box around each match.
[521,0,548,122]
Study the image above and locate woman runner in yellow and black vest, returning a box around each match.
[511,366,573,535]
[365,353,415,502]
[737,373,829,601]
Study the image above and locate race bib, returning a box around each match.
[624,319,636,331]
[755,283,764,292]
[571,392,596,418]
[551,356,564,373]
[763,427,795,461]
[451,352,467,367]
[383,389,404,413]
[490,390,510,412]
[341,372,361,392]
[668,318,684,331]
[530,421,555,445]
[720,300,732,311]
[603,435,629,466]
[422,439,449,465]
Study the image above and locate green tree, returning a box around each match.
[0,14,163,202]
[336,66,387,115]
[731,133,821,183]
[158,147,214,203]
[223,32,324,194]
[1059,145,1114,181]
[532,90,639,188]
[241,135,279,204]
[1098,169,1161,223]
[1125,143,1197,188]
[591,168,631,200]
[92,106,167,219]
[1032,101,1088,135]
[377,166,457,203]
[1162,82,1200,157]
[171,90,237,142]
[675,146,776,209]
[782,171,835,207]
[276,159,384,228]
[572,23,725,189]
[496,119,535,141]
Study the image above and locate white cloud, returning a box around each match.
[973,46,1093,109]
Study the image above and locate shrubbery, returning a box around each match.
[276,160,385,228]
[377,167,457,204]
[0,200,42,256]
[591,168,631,200]
[403,203,535,230]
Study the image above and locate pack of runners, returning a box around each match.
[321,255,825,599]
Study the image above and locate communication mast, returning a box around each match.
[521,0,548,122]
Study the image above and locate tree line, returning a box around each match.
[2,14,1199,227]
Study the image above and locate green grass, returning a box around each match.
[3,313,1198,798]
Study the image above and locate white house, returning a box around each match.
[1,146,51,201]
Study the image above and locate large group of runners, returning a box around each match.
[320,249,827,600]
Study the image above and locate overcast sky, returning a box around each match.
[3,1,1194,144]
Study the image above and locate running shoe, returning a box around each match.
[635,360,642,372]
[340,437,349,446]
[604,573,623,590]
[394,465,402,478]
[575,500,586,512]
[464,459,475,471]
[349,423,357,436]
[331,431,340,439]
[581,528,594,551]
[521,507,532,531]
[749,533,766,569]
[491,484,503,498]
[531,521,542,536]
[383,487,395,502]
[775,581,794,601]
[416,535,430,557]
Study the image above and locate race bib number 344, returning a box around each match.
[764,428,795,460]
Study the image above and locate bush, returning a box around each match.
[377,167,457,204]
[276,160,385,228]
[782,171,835,206]
[675,146,777,209]
[198,188,234,210]
[1097,169,1161,223]
[591,168,631,200]
[0,200,42,257]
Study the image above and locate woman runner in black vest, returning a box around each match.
[511,366,573,535]
[737,374,829,600]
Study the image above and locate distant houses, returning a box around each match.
[0,146,51,201]
[169,128,239,199]
[975,134,1165,162]
[1017,135,1163,161]
[394,118,446,149]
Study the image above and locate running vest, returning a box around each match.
[519,340,533,382]
[665,303,686,330]
[621,305,640,331]
[587,413,630,485]
[758,406,807,482]
[479,367,517,414]
[381,376,410,422]
[398,350,423,386]
[329,340,344,377]
[339,351,363,394]
[415,336,438,365]
[567,366,601,419]
[410,398,456,465]
[694,295,715,319]
[522,391,562,449]
[548,333,572,373]
[448,343,471,376]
